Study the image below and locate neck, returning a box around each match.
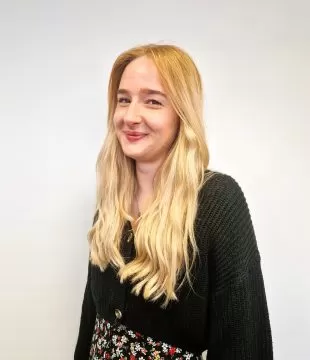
[135,160,162,196]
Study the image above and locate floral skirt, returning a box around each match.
[89,314,200,360]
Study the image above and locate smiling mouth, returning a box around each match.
[125,133,147,142]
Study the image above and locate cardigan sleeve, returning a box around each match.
[205,174,273,359]
[74,211,98,359]
[74,260,96,360]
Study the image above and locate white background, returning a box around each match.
[0,0,309,359]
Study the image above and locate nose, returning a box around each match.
[123,102,141,125]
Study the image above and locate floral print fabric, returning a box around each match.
[89,315,200,360]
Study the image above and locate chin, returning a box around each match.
[123,151,145,161]
[121,148,150,162]
[120,144,149,160]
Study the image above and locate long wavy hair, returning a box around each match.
[88,44,213,307]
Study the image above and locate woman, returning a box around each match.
[74,44,273,359]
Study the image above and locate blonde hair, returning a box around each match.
[88,43,212,307]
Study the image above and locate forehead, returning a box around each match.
[119,56,163,90]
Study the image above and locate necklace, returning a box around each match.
[135,192,141,218]
[128,193,140,242]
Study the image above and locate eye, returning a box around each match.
[146,99,162,106]
[117,97,130,104]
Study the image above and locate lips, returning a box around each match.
[125,131,146,136]
[124,131,147,142]
[125,133,146,142]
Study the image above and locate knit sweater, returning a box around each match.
[74,172,273,359]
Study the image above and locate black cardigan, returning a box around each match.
[74,172,273,359]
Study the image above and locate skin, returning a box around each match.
[113,56,179,215]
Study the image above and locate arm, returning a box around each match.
[74,211,98,359]
[206,174,273,359]
[74,260,96,360]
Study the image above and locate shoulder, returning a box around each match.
[197,169,258,257]
[198,169,260,267]
[197,171,262,293]
[196,169,249,240]
[198,169,252,226]
[199,169,247,210]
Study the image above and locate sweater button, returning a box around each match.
[115,308,122,320]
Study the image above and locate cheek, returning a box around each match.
[165,118,180,145]
[164,115,179,135]
[148,118,178,138]
[113,112,122,129]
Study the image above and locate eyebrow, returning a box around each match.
[117,88,167,98]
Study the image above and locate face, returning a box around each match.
[113,56,179,165]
